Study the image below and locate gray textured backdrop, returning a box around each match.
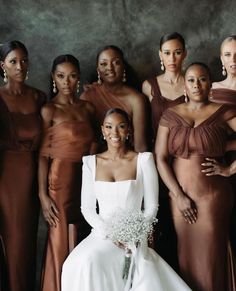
[0,0,235,289]
[1,0,236,94]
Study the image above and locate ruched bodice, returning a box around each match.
[160,105,236,158]
[40,120,95,162]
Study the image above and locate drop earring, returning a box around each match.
[160,59,164,71]
[53,80,57,93]
[222,64,226,76]
[184,89,188,103]
[25,71,29,81]
[122,69,126,82]
[77,81,80,93]
[97,72,102,85]
[3,69,7,83]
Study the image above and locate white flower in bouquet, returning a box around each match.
[105,208,158,280]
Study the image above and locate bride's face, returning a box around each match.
[101,112,130,148]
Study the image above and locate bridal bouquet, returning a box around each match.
[105,209,157,280]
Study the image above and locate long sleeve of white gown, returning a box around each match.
[141,152,159,220]
[80,156,105,236]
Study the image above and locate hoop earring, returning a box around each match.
[97,72,102,85]
[122,69,126,82]
[77,81,80,93]
[222,64,227,76]
[53,80,57,93]
[25,71,29,81]
[160,59,165,71]
[3,69,7,83]
[184,90,188,103]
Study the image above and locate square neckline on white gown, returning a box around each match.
[94,152,141,183]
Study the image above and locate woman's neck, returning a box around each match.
[223,74,236,89]
[105,146,128,161]
[5,81,26,96]
[187,99,209,111]
[54,93,77,105]
[102,82,124,93]
[162,71,183,85]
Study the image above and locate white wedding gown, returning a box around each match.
[62,152,191,291]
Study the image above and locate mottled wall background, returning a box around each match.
[0,0,235,289]
[1,0,236,93]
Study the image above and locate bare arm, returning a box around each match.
[38,105,59,227]
[142,80,152,102]
[131,93,148,152]
[155,125,197,224]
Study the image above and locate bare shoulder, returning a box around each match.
[124,86,146,106]
[40,102,55,122]
[212,81,224,89]
[27,85,46,104]
[142,79,152,98]
[81,99,96,114]
[168,102,185,114]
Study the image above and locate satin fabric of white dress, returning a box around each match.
[61,152,191,291]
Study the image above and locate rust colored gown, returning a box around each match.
[40,120,95,291]
[0,96,43,291]
[159,105,236,291]
[211,88,236,256]
[80,83,132,125]
[147,76,185,141]
[148,77,185,269]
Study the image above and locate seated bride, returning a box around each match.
[61,108,191,291]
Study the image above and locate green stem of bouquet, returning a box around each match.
[122,254,131,280]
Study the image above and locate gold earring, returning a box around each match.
[53,80,57,93]
[77,81,80,93]
[3,69,7,83]
[222,64,226,76]
[25,71,29,81]
[122,69,126,82]
[97,72,102,85]
[160,59,164,71]
[184,90,188,103]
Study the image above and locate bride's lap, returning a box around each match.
[62,230,124,270]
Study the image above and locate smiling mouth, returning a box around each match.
[110,137,121,142]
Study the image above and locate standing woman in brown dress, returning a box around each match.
[80,45,148,152]
[156,62,236,291]
[211,35,236,256]
[142,33,186,267]
[39,55,97,291]
[0,40,46,291]
[142,32,187,144]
